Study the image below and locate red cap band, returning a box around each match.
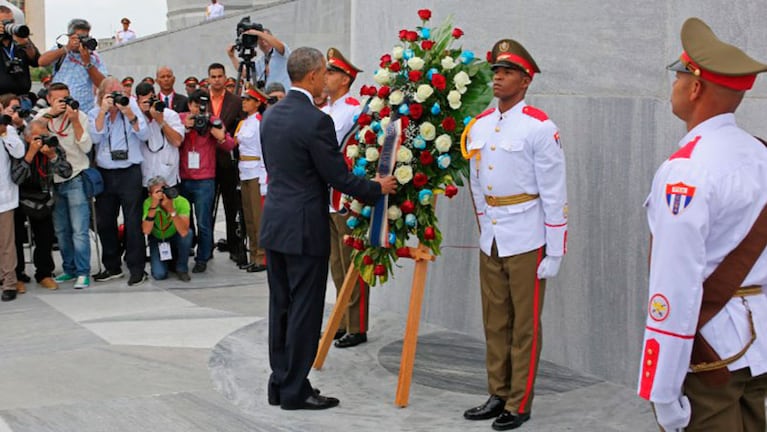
[495,52,535,77]
[681,51,756,91]
[328,57,358,79]
[245,88,267,103]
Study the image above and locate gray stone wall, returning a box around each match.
[99,0,767,387]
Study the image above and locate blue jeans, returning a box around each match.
[53,175,91,277]
[148,232,192,280]
[180,179,215,263]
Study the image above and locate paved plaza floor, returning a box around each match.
[0,219,657,431]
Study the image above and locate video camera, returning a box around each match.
[1,20,29,39]
[109,91,130,107]
[191,96,223,134]
[235,16,262,61]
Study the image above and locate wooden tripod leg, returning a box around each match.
[313,264,360,370]
[394,253,431,407]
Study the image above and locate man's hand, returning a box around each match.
[183,115,195,129]
[66,34,80,52]
[65,105,79,123]
[537,256,562,279]
[373,175,398,195]
[150,189,162,208]
[226,43,236,58]
[0,124,7,136]
[25,136,42,162]
[79,43,91,65]
[160,193,175,213]
[149,106,164,123]
[100,95,114,112]
[117,102,133,118]
[654,396,691,432]
[40,144,56,160]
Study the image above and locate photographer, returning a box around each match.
[142,176,192,282]
[178,89,234,273]
[0,93,26,132]
[226,24,290,92]
[39,19,107,114]
[88,77,149,286]
[11,119,73,292]
[0,109,25,302]
[34,82,93,289]
[135,82,185,189]
[0,5,39,96]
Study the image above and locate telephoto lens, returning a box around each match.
[109,92,130,107]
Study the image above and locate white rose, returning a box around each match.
[389,90,405,106]
[365,147,380,162]
[394,165,414,184]
[456,83,468,94]
[454,71,472,87]
[392,46,404,60]
[420,122,436,141]
[435,134,452,153]
[407,56,425,71]
[369,97,385,113]
[377,134,386,146]
[350,200,363,214]
[346,144,359,159]
[414,84,434,103]
[441,56,457,70]
[387,205,402,220]
[447,90,462,110]
[380,117,391,130]
[374,68,391,85]
[396,147,413,163]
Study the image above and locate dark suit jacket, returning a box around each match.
[218,91,244,134]
[259,89,382,256]
[171,93,188,113]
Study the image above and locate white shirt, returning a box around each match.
[638,113,767,403]
[321,91,361,144]
[236,112,266,182]
[116,29,137,44]
[0,126,25,212]
[139,108,185,186]
[467,100,568,257]
[34,109,93,183]
[206,3,224,20]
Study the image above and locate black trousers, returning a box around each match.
[95,165,145,276]
[266,249,328,408]
[14,208,54,281]
[216,153,244,260]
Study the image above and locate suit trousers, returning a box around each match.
[0,210,17,291]
[266,249,328,408]
[240,178,265,265]
[680,368,767,432]
[14,208,54,281]
[329,212,369,333]
[216,153,244,261]
[479,241,546,414]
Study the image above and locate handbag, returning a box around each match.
[81,167,104,198]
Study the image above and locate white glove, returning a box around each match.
[654,396,691,431]
[536,256,562,279]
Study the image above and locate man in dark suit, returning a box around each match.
[207,62,247,265]
[260,47,396,410]
[156,66,189,113]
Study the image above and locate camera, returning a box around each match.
[1,20,29,38]
[146,97,166,112]
[78,34,98,51]
[191,113,222,134]
[0,114,12,125]
[109,91,130,107]
[61,96,80,110]
[110,150,128,161]
[12,105,31,118]
[235,16,262,60]
[162,186,179,199]
[40,134,59,147]
[4,57,24,75]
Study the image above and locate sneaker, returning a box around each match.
[192,262,207,273]
[177,272,191,282]
[74,276,90,290]
[38,277,59,290]
[54,273,76,283]
[93,269,124,282]
[16,281,26,294]
[128,272,147,286]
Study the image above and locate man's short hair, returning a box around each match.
[287,47,324,83]
[265,82,285,94]
[208,63,226,75]
[188,89,210,104]
[68,19,91,35]
[48,82,69,92]
[147,175,167,189]
[0,6,12,14]
[24,119,48,140]
[135,82,155,97]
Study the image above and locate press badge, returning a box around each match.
[159,242,172,261]
[188,151,200,169]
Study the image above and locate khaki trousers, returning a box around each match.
[479,242,545,414]
[0,210,17,291]
[676,368,767,432]
[240,178,265,265]
[329,212,369,333]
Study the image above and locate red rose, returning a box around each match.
[400,116,409,130]
[417,9,432,21]
[360,85,377,97]
[409,103,423,120]
[396,247,412,258]
[389,61,402,72]
[486,51,493,62]
[445,184,458,198]
[380,53,392,64]
[401,200,415,214]
[359,85,369,97]
[353,239,365,251]
[413,172,428,187]
[380,106,391,118]
[419,151,434,166]
[421,40,435,51]
[405,31,418,42]
[408,70,422,82]
[374,264,386,276]
[364,129,377,144]
[452,27,464,39]
[377,86,391,99]
[399,29,408,40]
[424,227,435,240]
[441,116,456,132]
[363,255,374,265]
[431,73,447,91]
[343,235,354,246]
[357,113,372,126]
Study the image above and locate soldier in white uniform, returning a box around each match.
[115,18,136,45]
[461,39,568,431]
[638,18,767,432]
[321,47,370,349]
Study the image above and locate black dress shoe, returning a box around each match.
[1,290,17,302]
[269,387,321,406]
[492,411,530,430]
[334,332,367,348]
[282,393,339,410]
[247,264,267,273]
[238,262,252,270]
[333,329,346,340]
[464,395,506,420]
[192,262,207,273]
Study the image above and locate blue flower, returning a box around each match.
[431,103,441,115]
[418,189,434,205]
[413,136,427,150]
[347,216,360,229]
[437,154,451,170]
[353,166,366,177]
[403,49,414,60]
[361,206,372,218]
[388,232,396,245]
[371,121,381,133]
[459,50,475,64]
[463,116,472,126]
[356,158,368,167]
[426,68,438,80]
[352,114,359,123]
[398,104,410,116]
[405,214,417,227]
[420,27,431,39]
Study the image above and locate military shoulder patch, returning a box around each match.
[554,131,562,148]
[522,105,548,122]
[345,97,360,106]
[665,182,696,215]
[649,294,670,322]
[669,135,701,160]
[475,107,496,120]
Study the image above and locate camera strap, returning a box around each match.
[144,120,166,153]
[106,113,130,156]
[2,42,14,60]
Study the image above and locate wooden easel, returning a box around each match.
[313,243,436,407]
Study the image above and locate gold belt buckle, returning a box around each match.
[486,195,498,206]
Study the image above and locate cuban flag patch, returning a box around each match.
[665,182,696,215]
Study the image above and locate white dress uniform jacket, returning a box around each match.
[638,113,767,403]
[139,108,185,187]
[0,126,25,213]
[467,101,568,257]
[321,92,361,212]
[237,112,267,194]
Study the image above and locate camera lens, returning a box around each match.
[162,186,179,199]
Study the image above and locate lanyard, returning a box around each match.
[2,43,14,60]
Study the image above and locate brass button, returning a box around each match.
[646,360,653,366]
[488,165,494,170]
[490,145,496,151]
[492,219,497,225]
[645,372,650,378]
[487,185,493,191]
[647,349,653,355]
